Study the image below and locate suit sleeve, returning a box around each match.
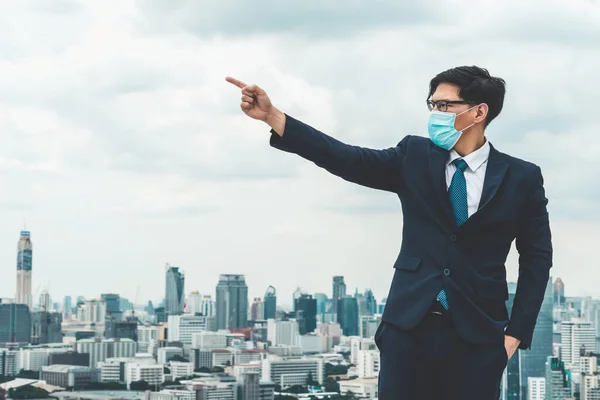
[269,114,407,192]
[505,165,553,349]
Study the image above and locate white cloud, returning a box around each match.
[0,0,598,304]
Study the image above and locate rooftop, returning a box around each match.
[42,364,95,373]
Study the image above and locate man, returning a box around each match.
[226,65,552,399]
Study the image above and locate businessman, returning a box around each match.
[226,66,552,399]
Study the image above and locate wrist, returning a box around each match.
[265,107,286,135]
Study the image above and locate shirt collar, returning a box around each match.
[447,139,490,172]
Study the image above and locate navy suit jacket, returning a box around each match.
[270,114,552,349]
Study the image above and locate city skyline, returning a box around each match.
[0,1,599,305]
[1,227,585,312]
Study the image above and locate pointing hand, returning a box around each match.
[226,77,273,122]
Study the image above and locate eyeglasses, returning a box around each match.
[426,100,474,112]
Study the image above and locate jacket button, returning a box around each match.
[443,269,451,276]
[450,235,457,242]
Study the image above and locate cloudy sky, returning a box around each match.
[0,0,599,309]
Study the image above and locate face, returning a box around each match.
[429,83,488,131]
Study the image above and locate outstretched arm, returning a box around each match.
[269,113,407,192]
[226,77,407,192]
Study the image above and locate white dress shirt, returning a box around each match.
[445,139,490,218]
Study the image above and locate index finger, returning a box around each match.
[225,76,247,89]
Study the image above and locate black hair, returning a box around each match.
[428,66,506,127]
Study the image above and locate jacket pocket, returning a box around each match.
[393,253,422,272]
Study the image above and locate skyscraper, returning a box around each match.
[500,282,520,400]
[337,297,359,336]
[264,286,277,320]
[363,289,377,316]
[251,298,265,321]
[0,303,31,344]
[216,274,248,330]
[560,320,596,368]
[519,278,553,399]
[38,291,51,312]
[102,294,121,316]
[16,231,33,310]
[553,277,565,306]
[332,276,346,314]
[187,290,202,315]
[31,311,63,344]
[63,296,72,317]
[313,293,328,316]
[165,264,185,316]
[295,294,317,335]
[545,356,572,399]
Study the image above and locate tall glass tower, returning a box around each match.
[332,276,346,314]
[502,282,521,399]
[0,303,31,343]
[165,264,185,316]
[295,294,317,335]
[16,231,33,310]
[519,278,554,399]
[264,286,277,320]
[337,297,359,336]
[216,274,248,330]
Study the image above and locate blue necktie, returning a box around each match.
[437,159,469,309]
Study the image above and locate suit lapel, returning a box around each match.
[478,144,509,211]
[467,143,509,224]
[429,143,455,228]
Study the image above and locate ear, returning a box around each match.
[474,103,488,124]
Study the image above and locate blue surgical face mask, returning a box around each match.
[427,106,477,150]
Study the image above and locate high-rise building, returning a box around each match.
[201,295,215,317]
[545,356,572,399]
[332,276,346,314]
[168,314,209,345]
[38,291,51,312]
[216,274,248,330]
[0,303,31,344]
[264,286,277,320]
[187,291,202,315]
[295,294,317,335]
[165,264,185,316]
[145,301,155,316]
[251,298,265,321]
[337,297,359,336]
[154,307,167,323]
[63,296,72,318]
[137,325,159,353]
[553,278,565,306]
[101,294,122,320]
[561,320,596,369]
[105,315,138,341]
[77,299,106,323]
[359,315,381,339]
[501,282,520,400]
[16,231,33,310]
[31,311,63,344]
[363,289,377,316]
[240,371,260,400]
[267,318,300,347]
[519,278,553,399]
[314,293,328,316]
[76,338,137,367]
[0,348,20,376]
[527,377,545,400]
